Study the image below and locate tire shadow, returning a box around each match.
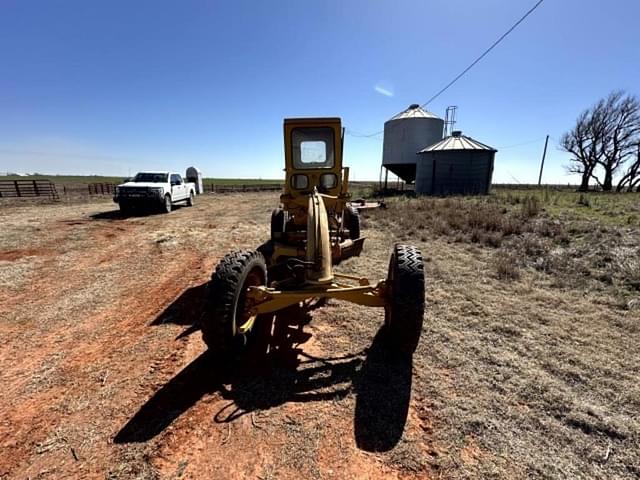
[151,283,207,340]
[353,326,413,452]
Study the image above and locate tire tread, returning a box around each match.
[201,250,267,354]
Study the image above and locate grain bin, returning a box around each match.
[416,131,496,195]
[382,104,444,183]
[185,166,203,194]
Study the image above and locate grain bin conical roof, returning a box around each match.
[419,131,496,152]
[388,104,442,121]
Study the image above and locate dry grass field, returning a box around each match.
[0,190,638,479]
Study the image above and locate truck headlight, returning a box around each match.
[150,187,163,197]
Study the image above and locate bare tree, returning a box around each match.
[616,141,640,192]
[561,103,607,191]
[562,90,640,191]
[600,92,640,191]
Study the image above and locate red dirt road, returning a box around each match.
[0,194,430,479]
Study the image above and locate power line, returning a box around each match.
[344,128,383,139]
[347,0,546,139]
[420,0,545,108]
[497,137,547,149]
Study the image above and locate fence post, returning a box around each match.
[33,180,39,196]
[14,180,20,197]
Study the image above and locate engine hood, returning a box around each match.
[117,182,166,188]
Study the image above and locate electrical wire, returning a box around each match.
[344,128,383,139]
[420,0,545,108]
[347,0,546,139]
[497,137,547,149]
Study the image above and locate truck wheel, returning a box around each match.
[384,244,425,354]
[344,205,361,239]
[271,209,286,240]
[201,250,267,355]
[163,194,172,213]
[187,191,195,207]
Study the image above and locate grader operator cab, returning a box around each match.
[201,117,425,355]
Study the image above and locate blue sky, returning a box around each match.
[1,0,638,182]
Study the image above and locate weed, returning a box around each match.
[494,252,520,280]
[521,195,541,217]
[577,194,591,207]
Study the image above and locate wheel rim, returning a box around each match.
[235,268,264,334]
[165,197,171,210]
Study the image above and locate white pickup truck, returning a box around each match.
[114,171,197,213]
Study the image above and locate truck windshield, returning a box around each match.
[291,127,335,169]
[133,173,168,183]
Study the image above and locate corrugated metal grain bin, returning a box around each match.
[186,166,203,194]
[416,131,496,195]
[382,104,444,183]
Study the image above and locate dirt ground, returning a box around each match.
[0,192,638,479]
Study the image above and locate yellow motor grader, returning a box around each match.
[201,118,425,354]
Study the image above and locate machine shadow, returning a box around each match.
[214,302,363,423]
[114,302,361,444]
[115,295,412,450]
[353,327,413,452]
[151,283,207,340]
[113,349,219,443]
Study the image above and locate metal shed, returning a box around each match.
[415,131,497,195]
[382,104,444,183]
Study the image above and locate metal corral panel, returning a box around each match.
[382,104,444,182]
[416,149,496,196]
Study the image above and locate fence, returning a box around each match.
[206,183,283,193]
[84,183,281,195]
[0,180,283,202]
[87,183,116,195]
[0,180,59,199]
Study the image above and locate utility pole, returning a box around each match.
[538,134,549,186]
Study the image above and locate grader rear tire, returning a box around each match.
[384,244,425,354]
[201,250,267,355]
[344,205,361,240]
[270,209,286,240]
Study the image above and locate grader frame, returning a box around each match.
[201,117,425,355]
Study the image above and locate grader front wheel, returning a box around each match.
[201,250,267,355]
[384,244,425,354]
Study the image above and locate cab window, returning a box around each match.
[292,127,335,169]
[170,174,182,185]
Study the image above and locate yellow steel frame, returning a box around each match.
[237,274,387,335]
[238,117,386,335]
[246,279,387,316]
